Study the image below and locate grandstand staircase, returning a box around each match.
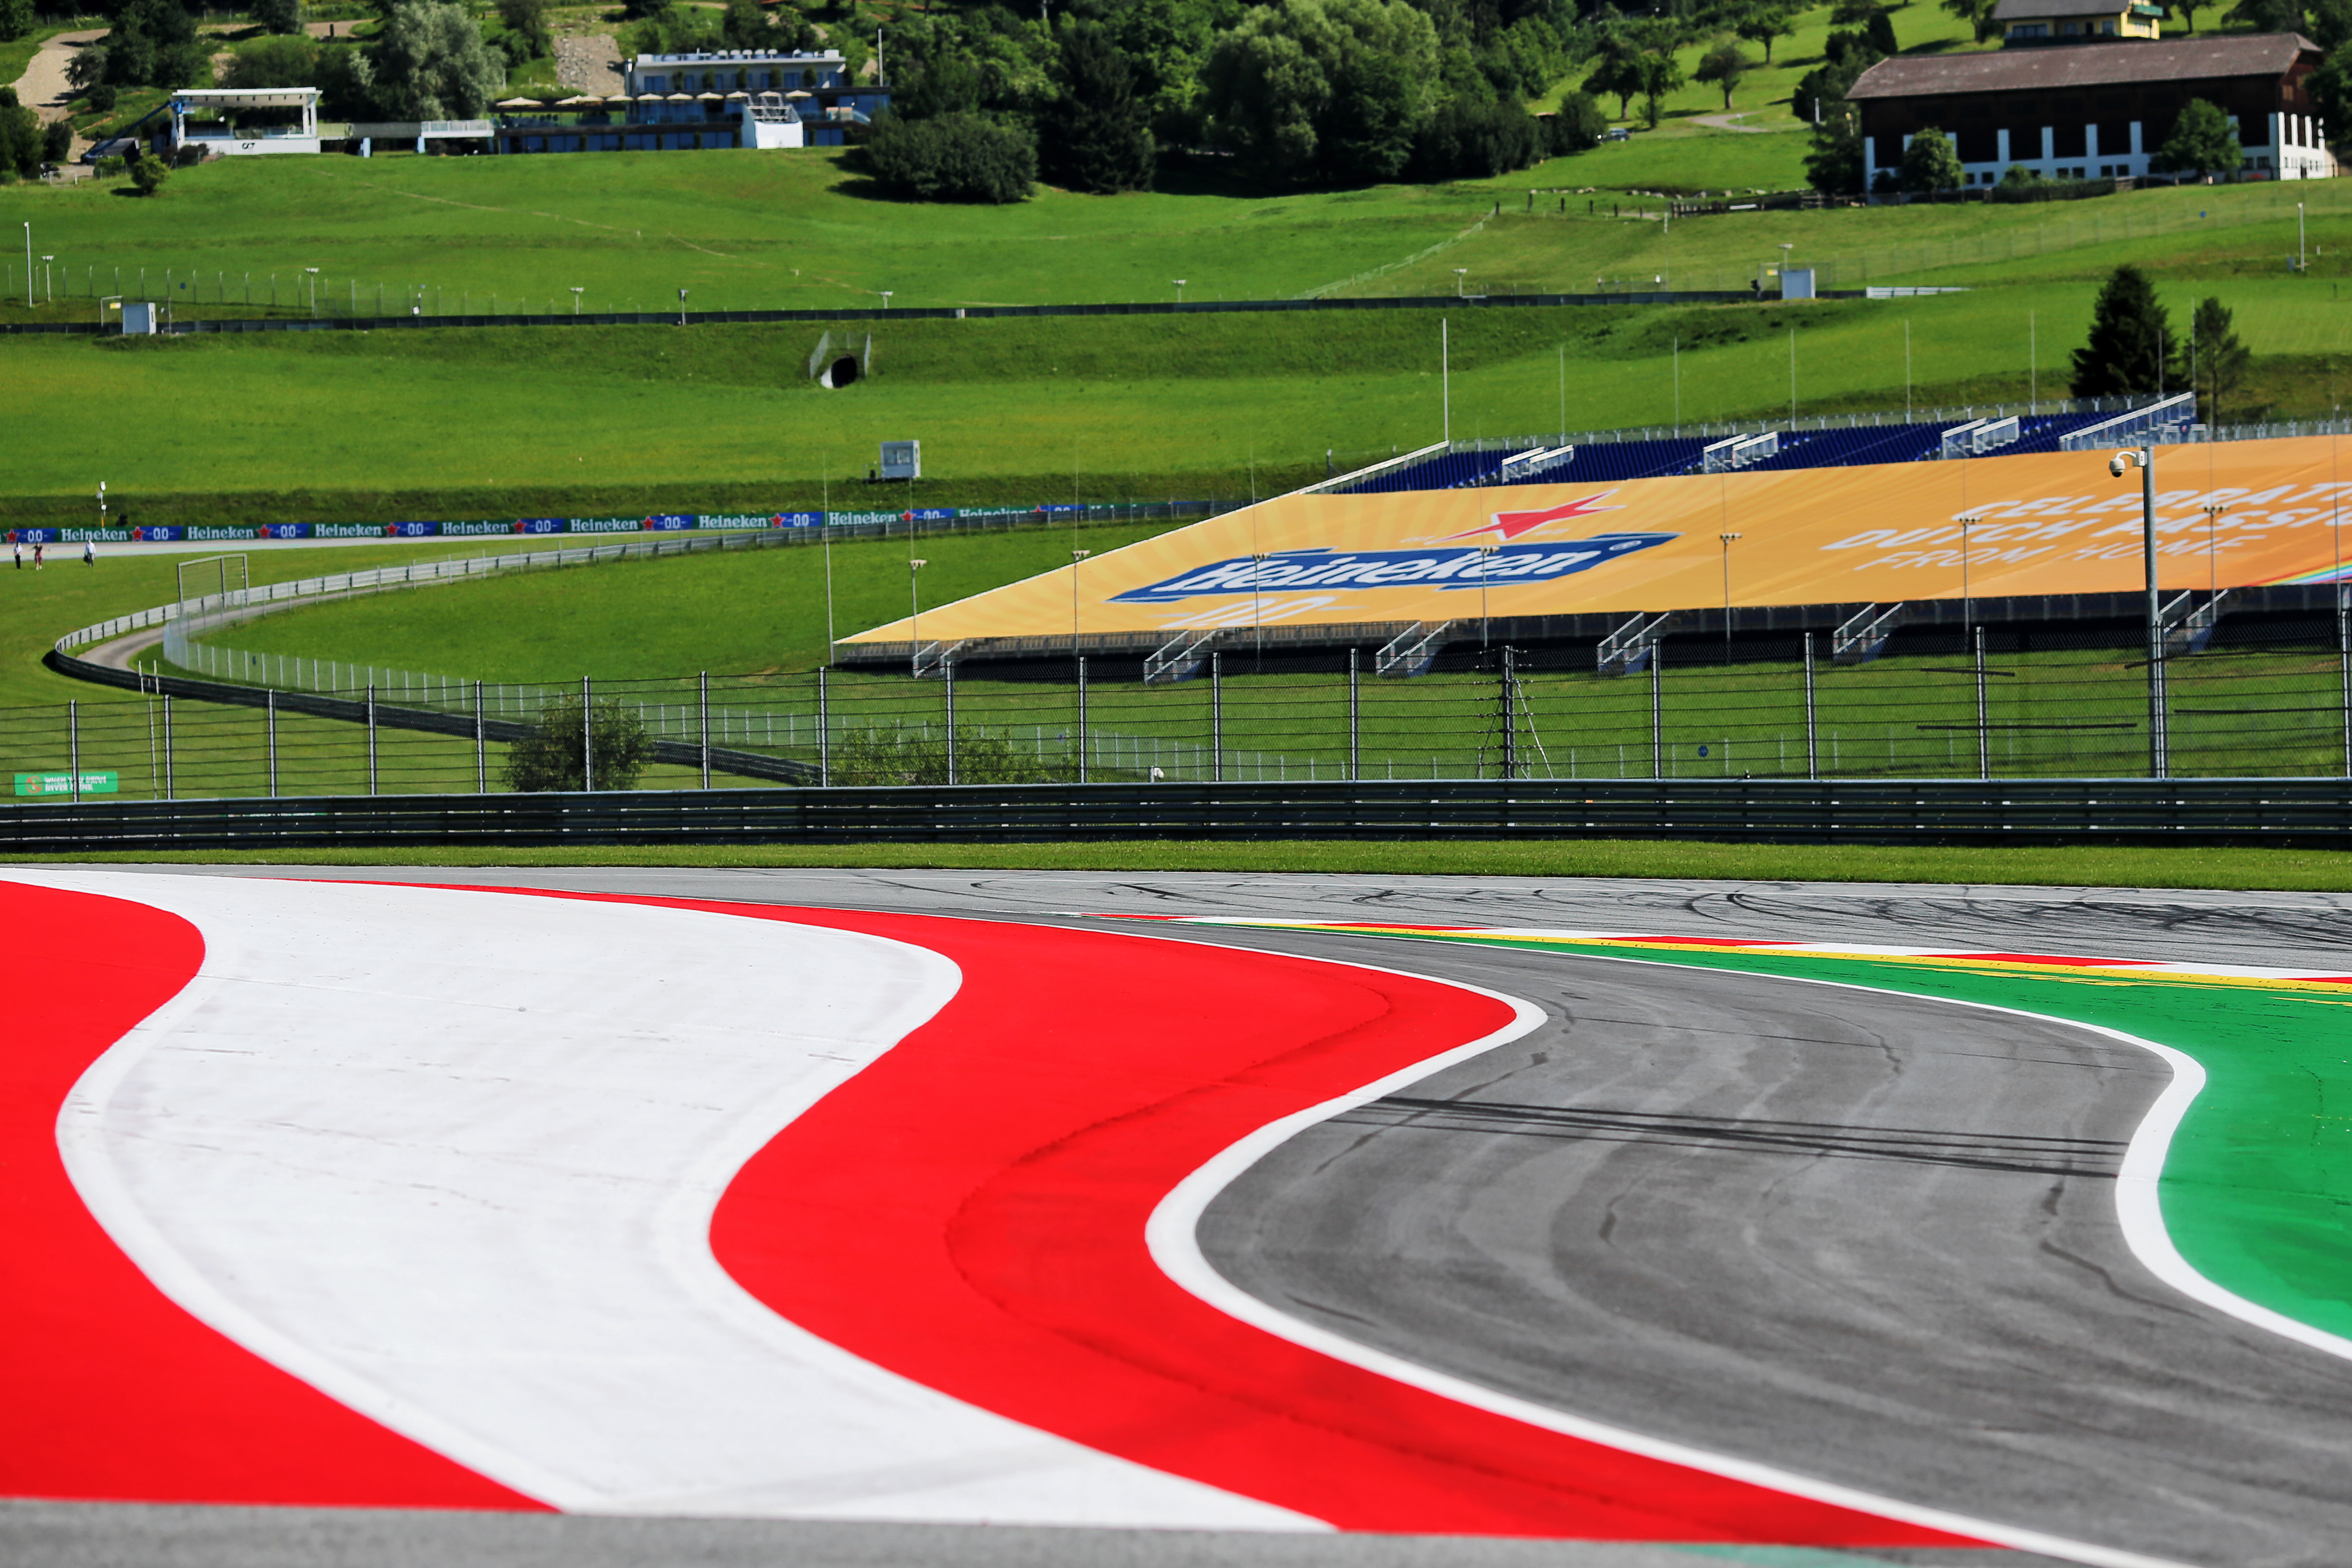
[1833,603,1908,664]
[1377,621,1455,677]
[2161,589,2232,657]
[1144,628,1220,684]
[1596,612,1681,675]
[911,641,961,679]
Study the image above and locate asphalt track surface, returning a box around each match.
[15,867,2352,1568]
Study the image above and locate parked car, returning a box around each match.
[1601,127,1632,142]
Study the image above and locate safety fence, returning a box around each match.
[15,617,2352,807]
[6,777,2352,853]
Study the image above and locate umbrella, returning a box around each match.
[635,92,665,101]
[554,95,598,107]
[495,97,544,108]
[666,92,695,101]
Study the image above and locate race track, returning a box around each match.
[9,865,2352,1568]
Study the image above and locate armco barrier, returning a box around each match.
[4,777,2349,853]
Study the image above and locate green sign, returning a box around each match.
[14,771,118,797]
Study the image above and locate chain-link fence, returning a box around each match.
[12,612,2352,805]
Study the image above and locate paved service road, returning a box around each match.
[18,866,2352,1568]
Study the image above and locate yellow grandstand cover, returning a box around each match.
[845,436,2352,645]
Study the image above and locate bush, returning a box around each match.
[0,0,30,44]
[863,111,1038,203]
[252,0,302,35]
[503,698,652,792]
[84,81,118,111]
[43,119,71,162]
[128,155,167,194]
[1410,94,1543,180]
[830,723,1070,785]
[1548,91,1607,154]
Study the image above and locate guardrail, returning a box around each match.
[5,777,2349,853]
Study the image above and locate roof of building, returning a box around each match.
[630,49,843,65]
[1991,0,2154,18]
[1847,32,2313,98]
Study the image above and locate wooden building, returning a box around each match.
[1846,34,2333,189]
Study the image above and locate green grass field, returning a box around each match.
[195,519,1180,680]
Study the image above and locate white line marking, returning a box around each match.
[1120,925,2205,1568]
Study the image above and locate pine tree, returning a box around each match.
[2189,296,2252,426]
[2071,265,2184,397]
[1047,23,1155,194]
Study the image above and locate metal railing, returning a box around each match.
[8,776,2352,854]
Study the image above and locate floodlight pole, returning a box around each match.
[2112,446,2166,777]
[880,290,892,309]
[1070,549,1090,664]
[1173,279,1186,303]
[908,557,927,677]
[570,286,583,314]
[304,266,319,318]
[1718,532,1741,662]
[22,222,31,309]
[677,287,687,326]
[1956,512,1983,633]
[2204,502,2229,598]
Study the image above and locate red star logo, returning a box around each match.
[1433,491,1622,542]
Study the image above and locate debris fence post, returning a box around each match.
[1803,632,1818,779]
[582,675,593,792]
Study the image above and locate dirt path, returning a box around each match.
[554,33,623,95]
[13,29,106,126]
[1690,111,1773,133]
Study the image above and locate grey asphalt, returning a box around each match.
[14,866,2352,1568]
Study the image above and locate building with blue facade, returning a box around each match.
[490,48,890,154]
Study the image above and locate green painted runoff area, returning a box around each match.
[1306,929,2352,1352]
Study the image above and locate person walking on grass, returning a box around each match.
[33,542,43,570]
[11,540,20,571]
[83,539,95,567]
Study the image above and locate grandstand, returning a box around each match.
[834,394,2336,680]
[1334,399,2177,497]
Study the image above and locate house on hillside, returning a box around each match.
[1846,33,2333,188]
[1994,0,2166,46]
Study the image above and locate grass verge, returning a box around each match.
[6,838,2349,891]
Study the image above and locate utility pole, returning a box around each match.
[2110,445,2166,777]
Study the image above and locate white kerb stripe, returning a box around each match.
[23,870,1311,1529]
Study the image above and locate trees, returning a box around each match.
[253,0,304,35]
[224,35,318,89]
[1045,22,1156,193]
[369,1,503,121]
[2071,264,2183,397]
[103,0,212,89]
[1581,46,1641,119]
[2315,43,2352,137]
[1803,100,1864,191]
[1411,94,1543,177]
[1897,125,1962,192]
[1627,20,1685,130]
[2225,0,2305,30]
[1694,38,1749,110]
[497,0,553,60]
[502,700,651,793]
[864,112,1039,202]
[1732,2,1793,62]
[2150,98,2243,178]
[0,89,41,181]
[2189,296,2252,426]
[0,0,33,43]
[1941,0,2003,43]
[1199,0,1439,186]
[1550,90,1607,152]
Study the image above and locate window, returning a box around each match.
[646,75,665,91]
[2101,20,2116,31]
[2062,20,2080,32]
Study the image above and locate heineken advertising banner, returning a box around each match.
[2,502,1170,548]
